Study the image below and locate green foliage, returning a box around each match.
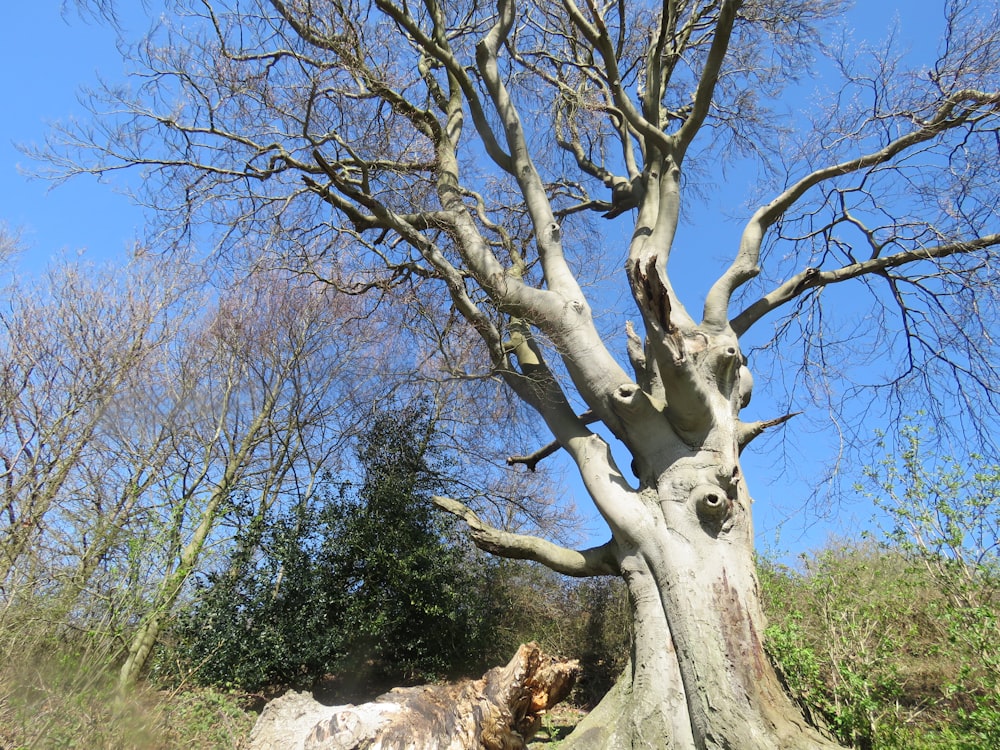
[861,421,1000,747]
[330,407,492,681]
[162,497,347,690]
[761,423,1000,749]
[169,404,493,691]
[761,544,934,749]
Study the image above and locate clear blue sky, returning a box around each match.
[1,1,953,558]
[1,5,146,265]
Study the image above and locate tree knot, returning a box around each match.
[692,484,731,525]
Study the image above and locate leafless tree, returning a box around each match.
[0,255,188,591]
[42,0,1000,746]
[114,271,384,687]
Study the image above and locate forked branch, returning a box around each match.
[506,410,598,470]
[705,88,1000,330]
[730,234,1000,336]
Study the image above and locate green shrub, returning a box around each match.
[863,423,1000,747]
[761,542,974,748]
[168,405,495,692]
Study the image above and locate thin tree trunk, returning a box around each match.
[117,482,230,688]
[118,360,282,688]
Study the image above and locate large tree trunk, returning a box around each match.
[247,643,579,750]
[551,321,841,748]
[560,523,837,749]
[461,303,845,747]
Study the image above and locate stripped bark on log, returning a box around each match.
[248,643,580,750]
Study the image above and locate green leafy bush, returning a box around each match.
[169,405,493,692]
[761,544,936,749]
[862,423,1000,747]
[761,424,1000,749]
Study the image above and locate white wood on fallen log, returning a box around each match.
[247,643,580,750]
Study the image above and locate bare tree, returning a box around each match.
[114,271,393,687]
[0,239,546,698]
[0,252,372,677]
[0,255,188,592]
[44,0,1000,746]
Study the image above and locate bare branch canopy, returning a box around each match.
[42,0,1000,745]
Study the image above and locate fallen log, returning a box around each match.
[247,643,580,750]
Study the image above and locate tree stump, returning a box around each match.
[247,643,580,750]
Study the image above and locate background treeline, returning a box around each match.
[0,247,616,748]
[0,249,997,749]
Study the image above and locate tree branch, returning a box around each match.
[476,0,577,295]
[673,0,740,159]
[372,0,513,173]
[736,412,801,452]
[705,88,1000,330]
[561,0,673,156]
[431,495,619,577]
[730,233,1000,336]
[506,410,598,470]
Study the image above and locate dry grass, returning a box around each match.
[0,661,254,749]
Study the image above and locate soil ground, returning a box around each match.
[528,704,588,747]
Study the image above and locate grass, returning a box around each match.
[528,704,588,747]
[0,660,255,749]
